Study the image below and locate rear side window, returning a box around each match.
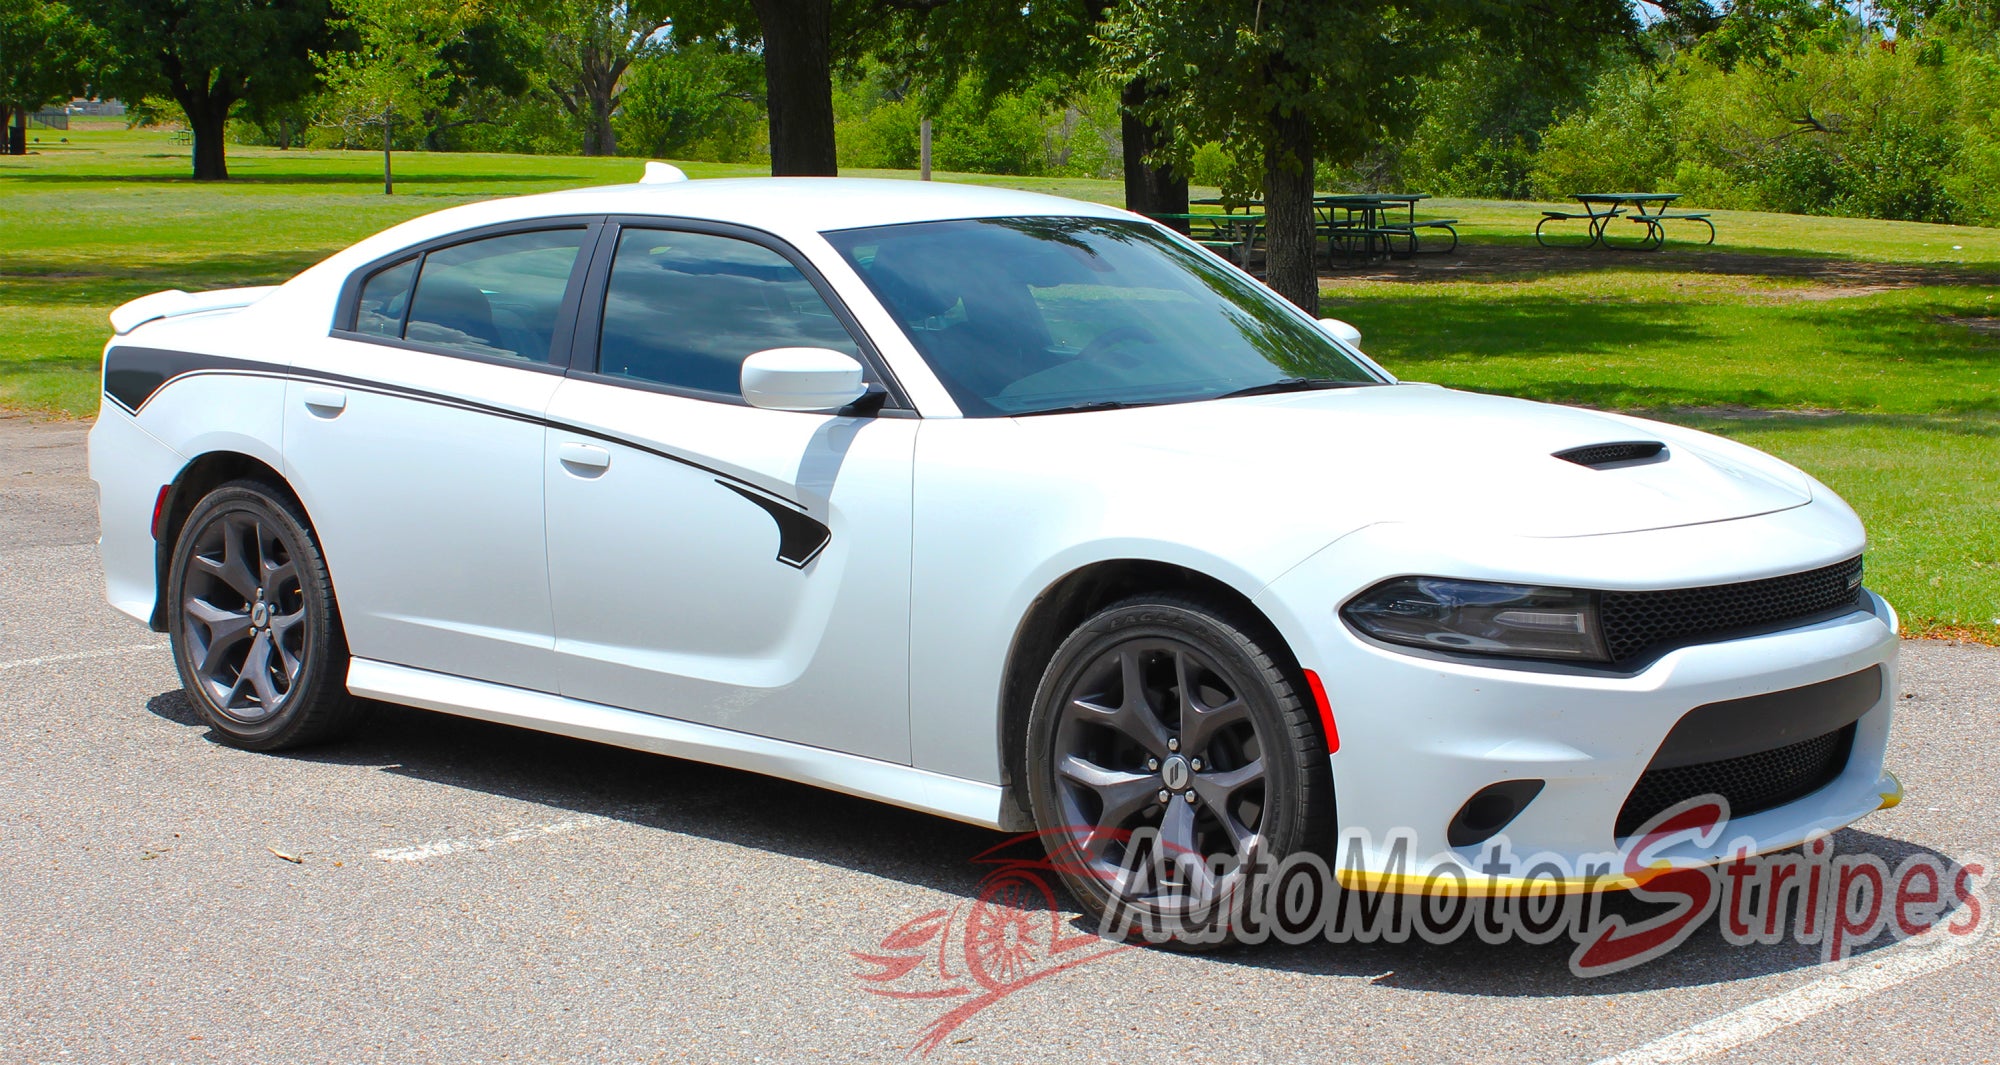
[350,229,586,363]
[354,258,416,337]
[595,228,861,396]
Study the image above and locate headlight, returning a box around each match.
[1341,577,1609,662]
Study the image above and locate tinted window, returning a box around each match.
[400,229,585,362]
[596,229,861,396]
[824,217,1379,416]
[354,258,415,337]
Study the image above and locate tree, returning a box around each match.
[0,0,98,155]
[421,6,539,149]
[1103,0,1633,311]
[616,37,763,160]
[673,0,956,176]
[317,0,473,193]
[83,0,338,180]
[535,0,670,156]
[871,0,1190,216]
[749,0,836,173]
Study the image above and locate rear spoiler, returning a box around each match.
[109,286,278,336]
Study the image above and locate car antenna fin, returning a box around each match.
[641,161,689,184]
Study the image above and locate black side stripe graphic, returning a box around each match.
[717,481,832,568]
[104,345,833,568]
[104,347,274,414]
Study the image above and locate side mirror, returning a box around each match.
[740,347,870,412]
[1318,318,1363,350]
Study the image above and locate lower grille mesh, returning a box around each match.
[1615,724,1855,837]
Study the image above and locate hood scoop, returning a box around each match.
[1555,440,1668,469]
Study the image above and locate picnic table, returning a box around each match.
[1189,194,1459,265]
[1314,194,1458,262]
[1536,193,1715,249]
[1148,211,1264,267]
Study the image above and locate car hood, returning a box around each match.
[1013,384,1813,539]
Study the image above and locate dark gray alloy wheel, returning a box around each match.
[1025,595,1336,941]
[166,480,364,750]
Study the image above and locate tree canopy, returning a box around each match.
[85,0,340,179]
[51,0,2000,240]
[0,0,99,154]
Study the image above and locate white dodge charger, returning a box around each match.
[89,173,1900,933]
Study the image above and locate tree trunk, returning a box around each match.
[383,110,394,195]
[6,108,24,156]
[753,0,837,176]
[1120,79,1188,228]
[583,85,617,156]
[1262,106,1318,313]
[184,98,231,180]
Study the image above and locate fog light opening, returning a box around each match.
[1447,779,1546,848]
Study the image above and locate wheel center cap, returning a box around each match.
[1160,754,1192,791]
[250,603,269,628]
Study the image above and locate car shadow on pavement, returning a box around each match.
[145,690,1975,996]
[144,690,1012,899]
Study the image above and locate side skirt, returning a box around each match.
[345,658,1006,829]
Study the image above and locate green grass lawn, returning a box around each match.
[4,126,1995,640]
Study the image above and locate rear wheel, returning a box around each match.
[1024,595,1335,942]
[166,480,363,750]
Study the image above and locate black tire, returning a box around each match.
[1024,595,1335,944]
[165,479,363,750]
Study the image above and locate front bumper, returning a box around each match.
[1255,509,1900,892]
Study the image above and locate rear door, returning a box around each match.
[541,220,916,761]
[285,220,598,692]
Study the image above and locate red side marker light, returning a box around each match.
[150,485,172,540]
[1302,668,1339,753]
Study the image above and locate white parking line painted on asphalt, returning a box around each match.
[371,816,609,862]
[0,643,168,672]
[1590,929,1994,1065]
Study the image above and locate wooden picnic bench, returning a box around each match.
[1378,217,1460,254]
[1641,211,1715,244]
[1537,194,1713,249]
[1147,211,1264,267]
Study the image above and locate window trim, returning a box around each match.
[331,216,606,374]
[565,215,914,414]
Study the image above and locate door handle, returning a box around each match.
[557,442,611,475]
[301,386,347,416]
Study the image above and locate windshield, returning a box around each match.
[823,217,1382,416]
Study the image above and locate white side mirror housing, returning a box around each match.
[1318,317,1363,350]
[740,347,869,412]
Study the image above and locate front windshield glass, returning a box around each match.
[823,217,1381,416]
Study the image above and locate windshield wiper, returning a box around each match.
[1212,378,1370,400]
[1014,400,1149,417]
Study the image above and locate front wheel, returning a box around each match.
[1024,595,1336,943]
[165,480,363,750]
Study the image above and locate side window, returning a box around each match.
[596,228,861,396]
[390,229,585,362]
[354,258,416,337]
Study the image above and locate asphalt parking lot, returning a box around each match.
[3,410,1998,1065]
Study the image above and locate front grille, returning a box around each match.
[1615,724,1854,837]
[1600,556,1864,666]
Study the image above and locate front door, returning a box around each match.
[542,224,914,762]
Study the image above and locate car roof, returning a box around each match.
[447,177,1136,241]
